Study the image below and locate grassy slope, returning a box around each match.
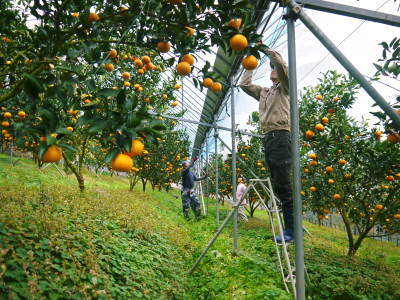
[0,154,399,299]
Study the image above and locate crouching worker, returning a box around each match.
[181,160,207,220]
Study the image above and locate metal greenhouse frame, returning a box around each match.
[161,1,400,299]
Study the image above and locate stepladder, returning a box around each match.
[189,177,310,298]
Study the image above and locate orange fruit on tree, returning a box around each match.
[386,175,394,181]
[142,56,151,64]
[327,108,335,113]
[211,82,222,92]
[40,136,47,142]
[229,34,248,51]
[333,193,341,200]
[181,54,195,65]
[123,81,131,87]
[185,26,195,36]
[3,112,12,118]
[309,160,317,166]
[387,133,399,143]
[375,130,382,139]
[228,18,242,30]
[175,84,181,89]
[137,69,145,75]
[110,153,133,172]
[315,95,323,100]
[108,49,118,58]
[395,173,400,179]
[18,111,26,118]
[66,127,74,132]
[325,166,333,173]
[338,159,347,165]
[171,101,178,107]
[203,78,214,88]
[321,117,329,124]
[122,72,131,79]
[176,62,191,76]
[129,139,145,157]
[305,130,314,139]
[308,153,317,160]
[394,214,400,220]
[333,96,340,102]
[42,145,62,163]
[315,123,324,131]
[1,121,10,127]
[134,59,143,68]
[344,173,352,179]
[304,168,309,173]
[88,12,100,22]
[375,204,383,210]
[242,55,258,70]
[310,186,316,192]
[328,179,335,184]
[104,63,114,72]
[157,41,171,53]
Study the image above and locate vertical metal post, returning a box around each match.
[214,130,220,224]
[206,137,209,216]
[230,77,238,252]
[287,9,305,300]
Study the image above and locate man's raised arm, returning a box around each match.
[239,70,263,100]
[267,49,289,94]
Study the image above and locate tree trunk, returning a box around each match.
[339,209,355,256]
[141,178,147,192]
[63,153,85,192]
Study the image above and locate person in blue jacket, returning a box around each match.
[181,160,207,220]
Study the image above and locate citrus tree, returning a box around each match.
[133,128,190,192]
[0,0,271,191]
[299,70,400,256]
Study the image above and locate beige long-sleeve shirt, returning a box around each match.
[239,50,290,134]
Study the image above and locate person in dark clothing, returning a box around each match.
[181,160,207,220]
[239,49,294,243]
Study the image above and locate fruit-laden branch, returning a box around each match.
[0,65,43,105]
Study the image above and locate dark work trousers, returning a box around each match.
[182,190,201,217]
[263,130,294,234]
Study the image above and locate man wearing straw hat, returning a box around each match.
[239,48,293,243]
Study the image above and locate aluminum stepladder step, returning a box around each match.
[189,176,309,298]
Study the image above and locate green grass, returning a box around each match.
[0,154,399,299]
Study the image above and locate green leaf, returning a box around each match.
[127,113,142,128]
[23,73,44,100]
[87,119,111,134]
[38,144,48,160]
[87,78,96,90]
[58,143,78,153]
[105,148,120,164]
[56,128,73,135]
[117,90,126,110]
[150,120,167,131]
[97,88,120,98]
